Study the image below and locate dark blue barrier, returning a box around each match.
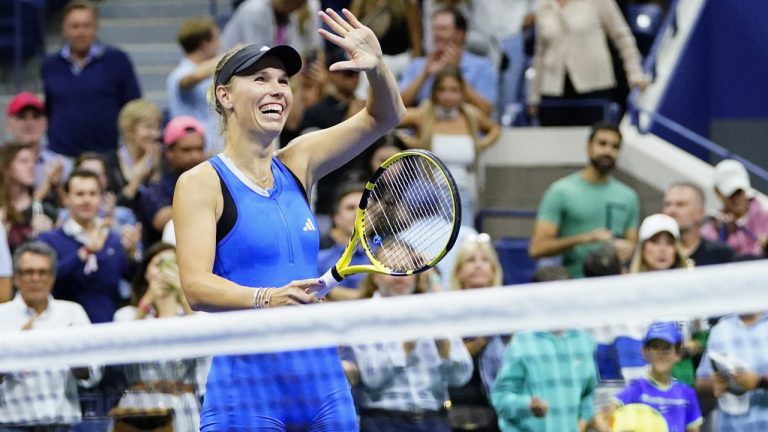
[476,208,538,285]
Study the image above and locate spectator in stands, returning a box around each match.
[317,183,366,293]
[58,153,140,237]
[599,321,703,432]
[399,66,500,226]
[0,228,9,302]
[527,0,646,126]
[0,142,58,252]
[361,132,407,178]
[351,0,423,76]
[630,214,700,388]
[299,48,366,217]
[448,234,505,432]
[5,91,72,190]
[629,213,690,273]
[114,99,163,211]
[0,241,101,429]
[582,244,623,277]
[139,116,206,246]
[701,160,768,257]
[42,0,142,157]
[491,318,598,431]
[696,312,768,431]
[167,17,224,153]
[218,0,320,55]
[663,182,737,266]
[112,242,200,432]
[38,170,139,323]
[346,273,473,431]
[528,123,639,278]
[399,6,497,115]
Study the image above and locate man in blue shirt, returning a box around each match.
[41,0,141,157]
[38,170,139,323]
[167,17,223,154]
[696,313,768,432]
[398,6,497,115]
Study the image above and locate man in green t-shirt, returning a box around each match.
[529,123,640,278]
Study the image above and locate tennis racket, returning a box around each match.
[315,149,461,297]
[610,403,669,432]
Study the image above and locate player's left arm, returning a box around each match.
[280,9,405,189]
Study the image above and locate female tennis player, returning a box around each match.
[172,8,405,431]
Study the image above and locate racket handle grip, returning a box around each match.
[317,267,343,297]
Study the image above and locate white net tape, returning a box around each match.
[1,261,767,371]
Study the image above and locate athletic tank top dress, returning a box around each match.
[201,154,357,431]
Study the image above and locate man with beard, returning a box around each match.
[529,123,639,278]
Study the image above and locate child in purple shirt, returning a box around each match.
[602,322,703,432]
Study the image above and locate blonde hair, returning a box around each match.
[208,46,243,135]
[449,237,504,289]
[629,233,693,273]
[118,99,161,138]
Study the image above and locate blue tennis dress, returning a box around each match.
[201,154,357,431]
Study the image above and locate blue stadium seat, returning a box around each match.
[493,238,538,285]
[596,343,623,381]
[613,336,647,381]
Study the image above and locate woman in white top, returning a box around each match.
[399,66,500,227]
[528,0,647,125]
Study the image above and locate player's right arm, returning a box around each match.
[528,220,612,258]
[173,164,319,311]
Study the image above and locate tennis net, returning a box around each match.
[1,260,767,430]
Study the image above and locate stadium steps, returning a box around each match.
[96,0,217,109]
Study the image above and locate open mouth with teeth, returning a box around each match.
[259,103,284,119]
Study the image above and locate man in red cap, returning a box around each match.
[6,91,72,201]
[138,116,206,245]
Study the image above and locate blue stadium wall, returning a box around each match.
[651,0,768,175]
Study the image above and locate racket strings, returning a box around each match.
[384,159,454,261]
[364,155,457,272]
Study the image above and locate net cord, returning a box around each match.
[1,261,767,371]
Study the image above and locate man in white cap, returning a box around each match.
[700,160,768,256]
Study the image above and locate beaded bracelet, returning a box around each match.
[252,288,271,309]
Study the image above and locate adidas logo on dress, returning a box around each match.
[303,218,316,231]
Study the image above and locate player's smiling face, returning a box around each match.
[228,55,292,137]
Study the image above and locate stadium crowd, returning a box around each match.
[0,0,766,431]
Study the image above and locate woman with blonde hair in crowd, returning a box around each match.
[630,213,701,388]
[447,233,506,432]
[399,66,500,226]
[629,213,691,273]
[114,99,162,210]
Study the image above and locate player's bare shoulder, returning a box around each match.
[174,161,222,208]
